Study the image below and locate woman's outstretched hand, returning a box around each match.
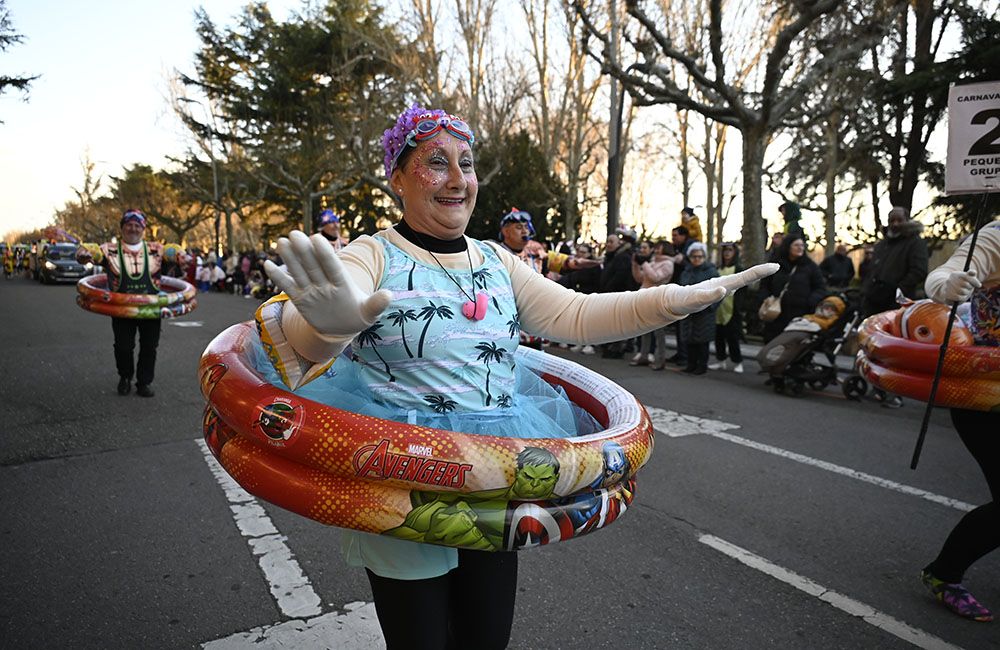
[264,231,392,338]
[663,263,778,316]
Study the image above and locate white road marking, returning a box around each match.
[195,401,972,647]
[645,406,742,438]
[645,406,975,512]
[169,320,203,327]
[699,534,964,650]
[196,439,322,618]
[203,601,384,650]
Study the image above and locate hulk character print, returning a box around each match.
[384,447,560,551]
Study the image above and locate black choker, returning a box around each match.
[395,219,467,253]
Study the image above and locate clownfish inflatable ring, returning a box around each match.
[200,321,655,552]
[77,274,198,319]
[856,301,1000,412]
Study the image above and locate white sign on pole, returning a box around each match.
[946,80,1000,195]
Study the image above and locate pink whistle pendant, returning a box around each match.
[462,291,489,321]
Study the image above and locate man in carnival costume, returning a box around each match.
[497,207,599,276]
[78,209,164,397]
[497,207,600,348]
[498,208,543,271]
[317,209,347,251]
[245,103,776,650]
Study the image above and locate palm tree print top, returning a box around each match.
[350,238,519,412]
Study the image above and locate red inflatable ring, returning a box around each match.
[856,310,1000,411]
[76,274,198,319]
[200,321,654,551]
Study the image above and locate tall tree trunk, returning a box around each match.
[703,115,715,250]
[302,194,313,235]
[168,225,186,246]
[680,108,690,209]
[715,123,727,245]
[563,174,579,240]
[824,110,840,255]
[896,0,934,211]
[606,0,623,234]
[225,209,233,254]
[887,9,908,206]
[741,127,768,266]
[869,176,882,231]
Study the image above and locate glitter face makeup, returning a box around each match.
[392,132,478,240]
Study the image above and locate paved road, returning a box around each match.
[1,276,996,649]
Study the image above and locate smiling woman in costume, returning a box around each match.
[248,104,776,649]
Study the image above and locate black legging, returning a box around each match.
[924,408,1000,583]
[366,550,518,650]
[111,317,161,386]
[714,312,743,363]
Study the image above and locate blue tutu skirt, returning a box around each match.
[250,342,601,440]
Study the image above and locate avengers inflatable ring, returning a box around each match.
[200,321,655,551]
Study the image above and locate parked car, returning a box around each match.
[38,243,94,284]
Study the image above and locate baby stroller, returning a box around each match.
[840,318,872,401]
[758,293,861,397]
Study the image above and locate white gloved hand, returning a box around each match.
[264,231,392,338]
[937,269,981,304]
[663,263,778,316]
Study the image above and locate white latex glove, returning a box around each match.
[934,269,981,304]
[663,263,779,316]
[264,231,392,338]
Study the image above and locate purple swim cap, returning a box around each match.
[382,104,475,178]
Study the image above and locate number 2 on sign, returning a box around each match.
[969,109,1000,155]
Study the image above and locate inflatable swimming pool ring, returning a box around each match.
[76,274,198,319]
[856,309,1000,411]
[200,321,654,551]
[76,295,198,319]
[78,274,196,306]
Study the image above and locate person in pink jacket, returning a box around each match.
[631,240,676,368]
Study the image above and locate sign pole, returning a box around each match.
[910,192,989,469]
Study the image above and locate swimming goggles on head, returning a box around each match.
[499,209,535,236]
[317,209,340,226]
[391,114,475,172]
[121,210,147,227]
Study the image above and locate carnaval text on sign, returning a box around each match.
[946,80,1000,195]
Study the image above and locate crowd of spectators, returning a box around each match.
[161,246,284,301]
[11,203,925,388]
[536,202,926,392]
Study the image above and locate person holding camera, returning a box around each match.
[598,227,640,358]
[631,240,674,367]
